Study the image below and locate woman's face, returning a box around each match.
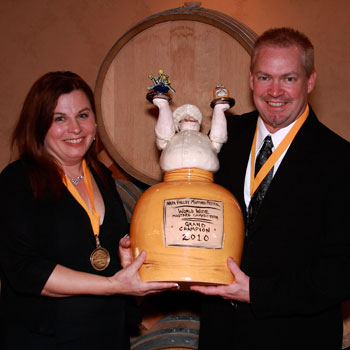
[44,90,96,167]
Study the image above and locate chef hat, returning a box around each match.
[173,104,202,131]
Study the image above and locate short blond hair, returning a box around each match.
[251,27,315,77]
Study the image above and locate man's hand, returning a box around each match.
[190,257,250,303]
[118,234,133,269]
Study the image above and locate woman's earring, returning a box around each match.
[94,124,97,140]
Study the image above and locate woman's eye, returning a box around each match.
[78,113,88,119]
[54,116,65,122]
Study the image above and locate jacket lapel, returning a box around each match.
[251,109,319,230]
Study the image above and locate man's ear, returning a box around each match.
[307,70,317,94]
[249,72,254,91]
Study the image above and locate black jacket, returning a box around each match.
[0,160,132,349]
[199,108,350,349]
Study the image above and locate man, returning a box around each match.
[190,27,350,349]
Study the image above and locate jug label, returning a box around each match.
[163,197,224,249]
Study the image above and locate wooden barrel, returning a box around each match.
[95,3,257,185]
[343,301,350,349]
[95,5,350,346]
[130,314,200,350]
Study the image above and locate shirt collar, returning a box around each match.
[256,117,298,154]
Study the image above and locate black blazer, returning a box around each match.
[0,160,132,348]
[199,108,350,349]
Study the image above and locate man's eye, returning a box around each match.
[285,77,296,82]
[258,76,269,81]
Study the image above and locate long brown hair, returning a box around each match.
[12,71,101,198]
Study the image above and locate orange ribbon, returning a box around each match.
[63,159,100,236]
[250,105,309,196]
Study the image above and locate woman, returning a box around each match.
[0,71,177,349]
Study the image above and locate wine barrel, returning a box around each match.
[130,314,200,350]
[95,3,257,185]
[343,301,350,349]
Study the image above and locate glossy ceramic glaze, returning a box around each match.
[130,168,244,287]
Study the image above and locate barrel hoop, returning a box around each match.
[131,327,199,350]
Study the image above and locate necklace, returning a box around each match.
[68,174,84,186]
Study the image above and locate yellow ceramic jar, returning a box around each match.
[130,168,244,288]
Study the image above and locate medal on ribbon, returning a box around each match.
[64,160,110,271]
[90,236,111,271]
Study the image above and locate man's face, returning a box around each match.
[250,45,316,133]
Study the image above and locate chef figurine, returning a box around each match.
[147,72,234,173]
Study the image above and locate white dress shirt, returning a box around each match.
[244,117,298,208]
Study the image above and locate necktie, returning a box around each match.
[246,135,274,233]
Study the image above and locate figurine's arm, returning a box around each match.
[153,98,176,150]
[209,103,230,153]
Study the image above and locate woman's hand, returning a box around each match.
[42,249,178,298]
[109,250,179,296]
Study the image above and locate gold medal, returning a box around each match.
[90,236,110,271]
[90,246,110,271]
